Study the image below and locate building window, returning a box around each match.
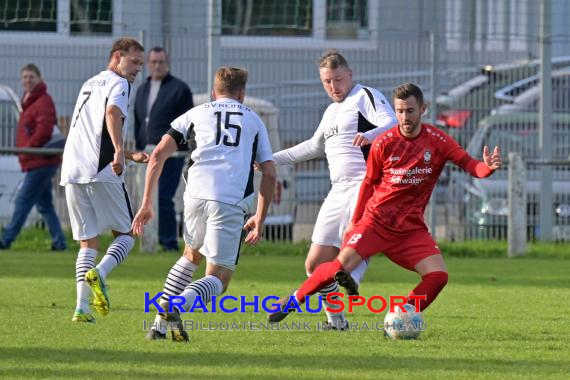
[222,0,312,36]
[326,0,367,39]
[0,0,57,32]
[222,0,368,39]
[70,0,112,35]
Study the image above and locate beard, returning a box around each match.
[400,121,421,136]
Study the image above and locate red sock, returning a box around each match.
[296,260,343,303]
[408,271,448,311]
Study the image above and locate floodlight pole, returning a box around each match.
[427,30,438,238]
[208,0,222,93]
[539,0,553,241]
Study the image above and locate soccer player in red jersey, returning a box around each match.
[269,83,502,322]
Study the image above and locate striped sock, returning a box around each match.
[317,281,347,325]
[76,248,97,313]
[153,256,197,333]
[97,235,135,280]
[180,275,223,312]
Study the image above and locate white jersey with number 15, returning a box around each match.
[170,97,273,209]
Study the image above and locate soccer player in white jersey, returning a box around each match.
[61,37,149,323]
[269,50,397,329]
[132,67,276,342]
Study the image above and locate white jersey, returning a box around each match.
[273,83,396,184]
[170,97,273,209]
[60,70,131,185]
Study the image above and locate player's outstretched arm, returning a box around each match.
[244,160,277,245]
[273,124,325,165]
[483,145,502,171]
[449,141,502,178]
[132,135,178,236]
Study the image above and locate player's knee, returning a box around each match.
[305,260,317,275]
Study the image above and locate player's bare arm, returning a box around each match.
[105,105,126,175]
[132,134,178,236]
[483,145,502,171]
[244,160,277,245]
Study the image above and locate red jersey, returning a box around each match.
[354,124,493,233]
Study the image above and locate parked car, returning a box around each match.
[447,113,570,241]
[437,56,570,146]
[493,69,570,114]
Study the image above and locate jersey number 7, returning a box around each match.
[214,111,242,147]
[71,91,92,128]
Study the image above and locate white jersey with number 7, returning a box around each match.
[61,70,130,185]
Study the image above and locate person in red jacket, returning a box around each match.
[0,64,67,250]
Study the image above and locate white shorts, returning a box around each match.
[183,198,247,271]
[65,182,133,240]
[312,182,361,248]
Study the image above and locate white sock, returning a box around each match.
[97,235,135,280]
[180,275,223,312]
[154,256,197,334]
[350,258,369,285]
[76,248,97,313]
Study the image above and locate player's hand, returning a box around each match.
[132,205,154,236]
[253,161,261,171]
[243,215,263,245]
[352,133,372,147]
[130,151,150,164]
[483,145,502,171]
[112,151,125,175]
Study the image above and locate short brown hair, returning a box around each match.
[214,67,248,95]
[393,83,424,105]
[108,37,144,61]
[21,63,41,78]
[318,49,350,70]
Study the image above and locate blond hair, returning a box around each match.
[318,49,349,69]
[214,67,248,95]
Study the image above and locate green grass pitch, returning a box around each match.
[1,238,569,379]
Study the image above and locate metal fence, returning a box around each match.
[1,0,570,243]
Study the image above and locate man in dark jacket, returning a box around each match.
[134,47,194,250]
[0,64,66,250]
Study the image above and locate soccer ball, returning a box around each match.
[383,303,425,340]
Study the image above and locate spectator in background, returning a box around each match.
[0,64,67,251]
[134,47,194,251]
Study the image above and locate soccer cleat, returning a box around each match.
[268,291,297,323]
[334,271,359,296]
[158,300,189,343]
[145,329,167,340]
[71,309,96,323]
[85,268,110,316]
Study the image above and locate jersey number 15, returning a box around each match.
[214,111,242,147]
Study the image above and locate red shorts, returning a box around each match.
[342,216,441,271]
